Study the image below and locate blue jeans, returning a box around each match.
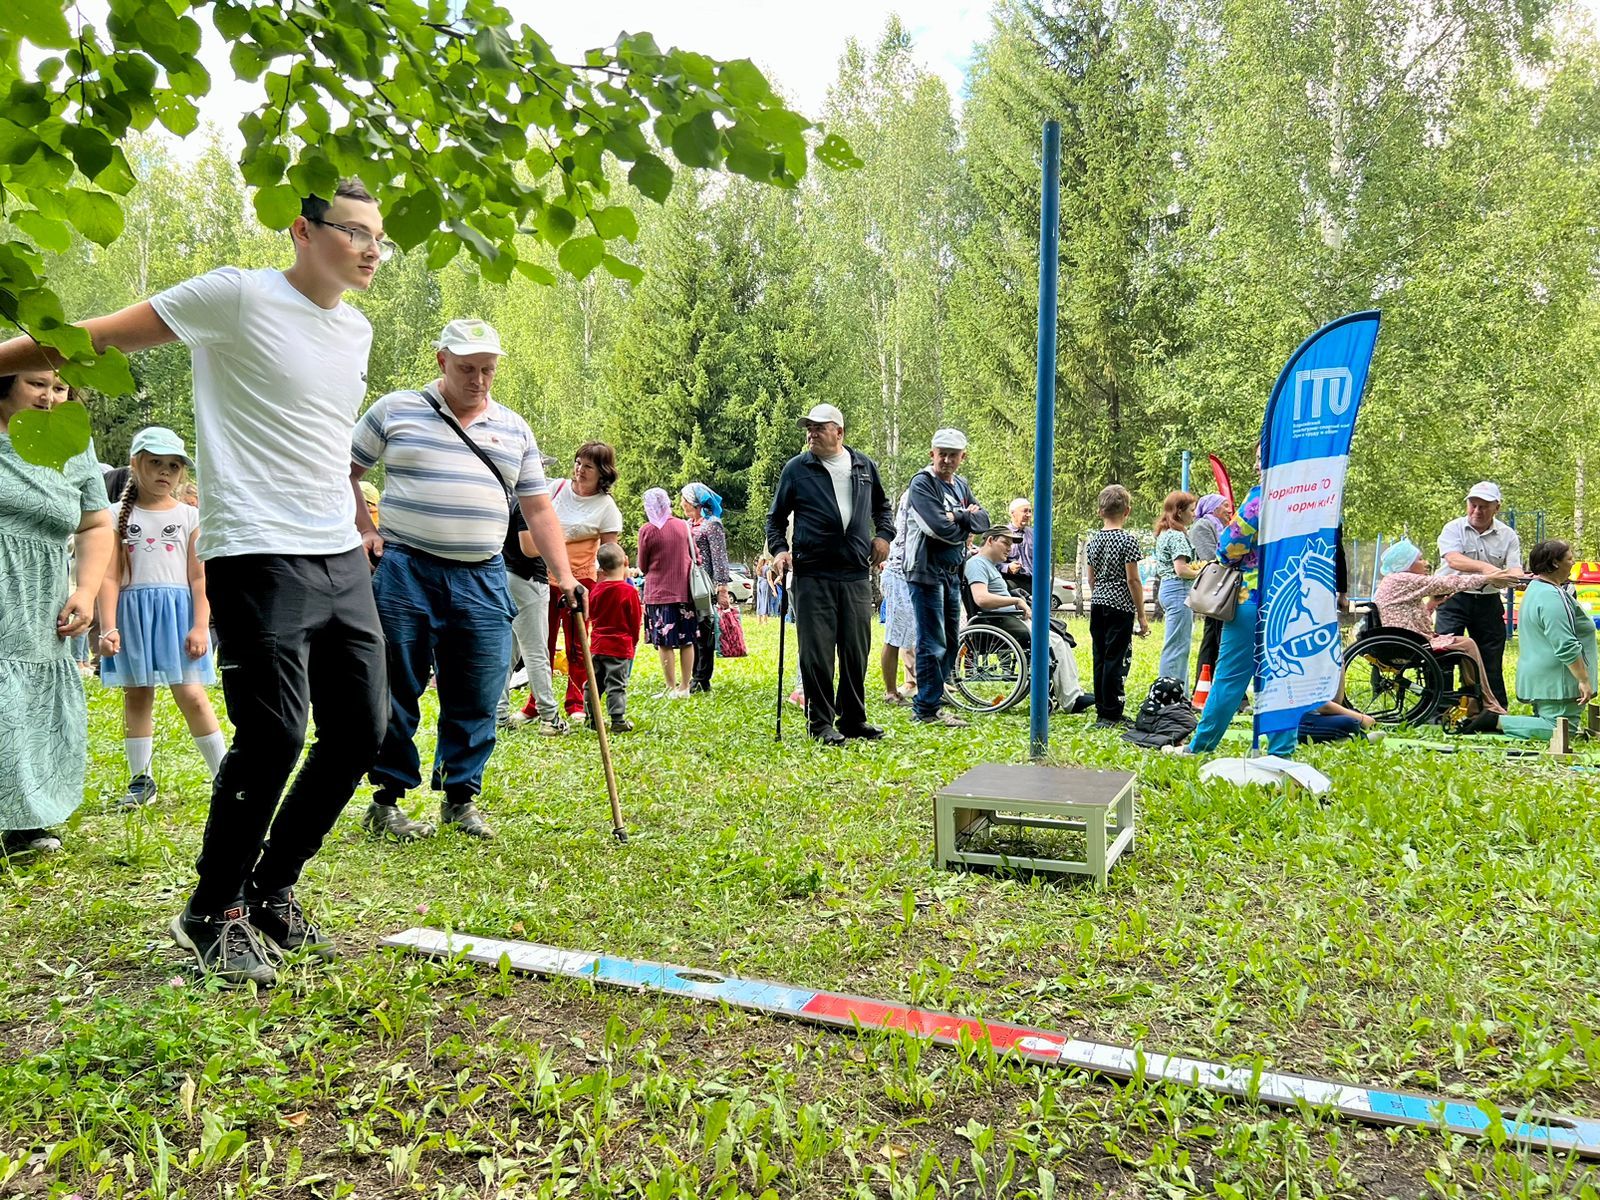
[1156,577,1193,690]
[370,546,514,799]
[908,574,961,720]
[1189,597,1297,757]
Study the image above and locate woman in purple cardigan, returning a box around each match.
[637,487,696,698]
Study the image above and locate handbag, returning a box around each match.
[1186,561,1243,622]
[686,521,715,619]
[418,390,513,531]
[717,604,748,657]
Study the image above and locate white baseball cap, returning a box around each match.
[1466,481,1502,503]
[435,318,504,357]
[797,403,845,429]
[931,427,968,451]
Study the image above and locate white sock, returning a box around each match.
[194,730,228,778]
[125,736,153,779]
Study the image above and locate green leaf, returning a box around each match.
[241,147,289,188]
[0,0,72,49]
[9,401,91,471]
[13,209,72,254]
[514,260,558,286]
[62,189,125,246]
[94,147,137,195]
[536,203,577,246]
[154,92,200,137]
[385,189,443,250]
[557,235,604,280]
[628,153,673,204]
[814,133,863,171]
[670,110,721,169]
[60,125,114,182]
[253,185,302,229]
[212,2,251,40]
[589,206,639,243]
[600,254,643,285]
[64,347,135,397]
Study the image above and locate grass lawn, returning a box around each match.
[3,614,1599,1198]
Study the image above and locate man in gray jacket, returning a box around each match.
[904,428,989,727]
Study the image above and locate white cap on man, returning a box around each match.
[931,427,968,451]
[797,403,845,429]
[436,318,504,357]
[1467,481,1503,503]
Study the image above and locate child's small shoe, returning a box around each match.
[118,774,159,810]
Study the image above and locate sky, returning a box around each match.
[115,0,995,156]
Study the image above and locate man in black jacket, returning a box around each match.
[904,429,989,726]
[767,404,895,745]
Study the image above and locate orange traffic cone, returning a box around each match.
[1191,664,1213,710]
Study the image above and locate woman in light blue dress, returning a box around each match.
[0,370,113,854]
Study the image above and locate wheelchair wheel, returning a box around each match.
[948,624,1028,713]
[1341,634,1444,726]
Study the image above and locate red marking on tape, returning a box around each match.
[799,993,1064,1060]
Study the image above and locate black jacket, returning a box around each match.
[766,447,895,581]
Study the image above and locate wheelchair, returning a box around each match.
[1339,602,1483,730]
[946,574,1079,714]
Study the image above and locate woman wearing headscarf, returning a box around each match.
[636,487,697,697]
[1370,538,1513,715]
[1188,493,1231,681]
[682,481,731,694]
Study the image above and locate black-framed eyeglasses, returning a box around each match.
[310,218,398,261]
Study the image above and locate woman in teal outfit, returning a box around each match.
[0,370,114,854]
[1462,540,1595,740]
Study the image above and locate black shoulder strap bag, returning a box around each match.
[415,389,514,531]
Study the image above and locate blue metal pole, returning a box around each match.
[1181,450,1191,493]
[1030,120,1061,761]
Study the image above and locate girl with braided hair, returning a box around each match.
[97,428,225,809]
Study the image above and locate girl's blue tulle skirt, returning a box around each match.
[101,584,216,687]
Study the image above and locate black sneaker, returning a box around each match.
[249,891,334,962]
[118,774,158,810]
[610,717,634,733]
[441,800,495,838]
[839,723,886,740]
[169,905,277,987]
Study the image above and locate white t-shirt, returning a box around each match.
[550,479,624,580]
[120,502,198,588]
[151,267,372,561]
[818,449,854,529]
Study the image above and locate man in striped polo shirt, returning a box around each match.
[350,318,578,840]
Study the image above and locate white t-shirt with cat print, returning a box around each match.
[121,502,198,588]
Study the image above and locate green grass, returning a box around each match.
[2,616,1599,1198]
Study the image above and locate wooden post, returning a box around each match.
[1551,717,1574,757]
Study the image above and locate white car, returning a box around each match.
[1051,576,1077,609]
[727,571,754,604]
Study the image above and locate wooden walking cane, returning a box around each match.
[572,605,628,843]
[775,572,790,741]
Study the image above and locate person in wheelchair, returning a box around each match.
[1370,540,1513,715]
[963,525,1033,643]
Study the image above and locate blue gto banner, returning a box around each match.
[1255,311,1382,738]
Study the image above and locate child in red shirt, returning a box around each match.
[586,543,643,731]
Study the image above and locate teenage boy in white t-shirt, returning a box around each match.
[0,181,590,987]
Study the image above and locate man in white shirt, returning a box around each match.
[350,319,575,843]
[1435,481,1527,708]
[0,181,574,987]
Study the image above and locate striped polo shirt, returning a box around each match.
[351,384,548,562]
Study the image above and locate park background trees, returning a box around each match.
[6,0,1599,556]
